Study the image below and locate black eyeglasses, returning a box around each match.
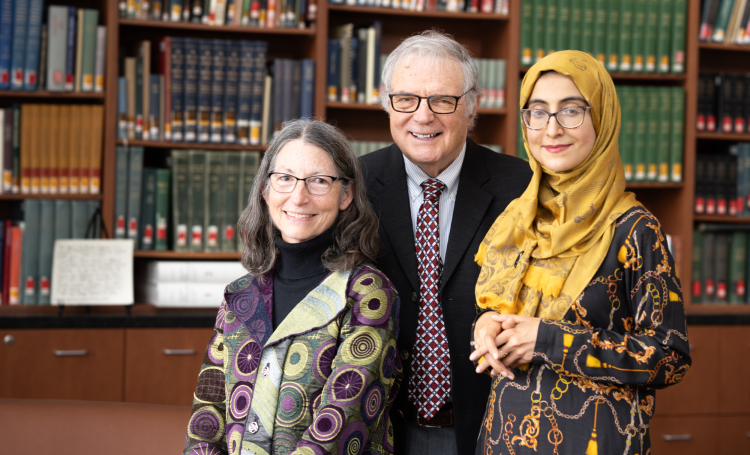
[520,106,591,130]
[388,89,474,114]
[267,172,349,195]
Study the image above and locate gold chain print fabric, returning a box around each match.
[477,208,690,455]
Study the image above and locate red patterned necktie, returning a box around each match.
[408,178,451,420]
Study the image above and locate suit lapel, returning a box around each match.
[441,140,493,287]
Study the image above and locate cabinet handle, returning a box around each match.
[163,349,196,356]
[3,335,14,346]
[662,434,692,442]
[54,350,88,356]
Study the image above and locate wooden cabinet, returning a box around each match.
[124,328,214,406]
[650,416,718,455]
[719,416,750,455]
[0,329,125,401]
[719,326,750,414]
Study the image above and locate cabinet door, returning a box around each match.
[124,328,214,406]
[0,328,125,401]
[720,415,750,455]
[719,326,750,414]
[649,416,718,455]
[655,325,720,416]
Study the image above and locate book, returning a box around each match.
[617,0,633,71]
[171,150,189,251]
[326,39,340,101]
[94,26,107,92]
[631,0,646,71]
[155,168,170,250]
[222,153,240,252]
[670,87,685,183]
[643,0,659,72]
[633,87,647,180]
[657,88,672,182]
[138,40,151,139]
[714,0,738,42]
[715,232,730,302]
[183,38,198,142]
[209,39,226,143]
[197,39,211,142]
[249,41,267,145]
[605,0,619,71]
[729,231,748,303]
[125,57,136,139]
[171,37,185,141]
[188,150,206,251]
[237,151,259,252]
[702,231,716,300]
[149,74,161,139]
[65,6,76,91]
[46,6,68,92]
[7,224,21,305]
[520,0,532,66]
[37,199,53,304]
[223,41,240,143]
[618,86,635,181]
[140,168,157,250]
[205,152,223,252]
[655,0,673,74]
[0,0,12,89]
[692,229,703,303]
[23,0,43,91]
[2,107,10,192]
[127,146,144,247]
[20,199,40,304]
[544,0,557,56]
[79,9,99,92]
[700,0,723,40]
[646,87,660,180]
[10,0,28,89]
[592,0,607,65]
[671,0,687,73]
[532,0,547,62]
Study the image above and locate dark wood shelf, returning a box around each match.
[0,193,103,200]
[0,90,104,99]
[699,42,750,52]
[519,67,687,81]
[117,139,265,151]
[119,18,316,35]
[134,251,242,260]
[694,215,750,223]
[625,182,683,189]
[686,304,750,315]
[327,4,509,20]
[696,131,750,141]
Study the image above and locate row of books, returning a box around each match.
[327,23,382,105]
[0,104,104,195]
[520,0,686,74]
[697,73,750,134]
[119,0,316,29]
[119,38,314,146]
[699,0,750,44]
[113,147,260,253]
[329,0,509,14]
[1,199,101,306]
[692,227,750,304]
[694,145,750,217]
[477,59,506,109]
[2,4,103,92]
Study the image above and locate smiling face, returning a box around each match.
[388,57,476,177]
[525,72,597,173]
[263,139,353,244]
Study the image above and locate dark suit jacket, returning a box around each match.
[360,139,533,455]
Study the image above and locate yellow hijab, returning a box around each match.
[474,50,641,320]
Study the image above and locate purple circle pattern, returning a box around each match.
[309,389,323,417]
[380,345,397,381]
[232,287,259,319]
[188,407,224,443]
[229,382,253,420]
[309,405,345,443]
[248,319,268,342]
[338,422,366,455]
[233,339,262,379]
[189,442,223,455]
[361,380,385,426]
[313,340,336,383]
[329,366,368,406]
[276,383,308,427]
[271,427,299,454]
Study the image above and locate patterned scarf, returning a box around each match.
[474,50,641,320]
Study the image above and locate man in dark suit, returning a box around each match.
[360,31,532,455]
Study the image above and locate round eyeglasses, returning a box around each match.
[268,172,349,196]
[520,106,592,130]
[389,89,474,114]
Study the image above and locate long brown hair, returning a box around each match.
[237,119,381,277]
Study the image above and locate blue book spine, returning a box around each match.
[118,76,127,139]
[209,39,226,143]
[326,39,339,102]
[0,0,13,89]
[372,21,382,102]
[196,39,211,143]
[236,40,253,145]
[65,6,75,91]
[300,59,314,120]
[182,37,198,142]
[273,59,283,130]
[350,37,358,101]
[249,41,266,146]
[223,40,240,144]
[22,0,41,90]
[170,36,184,141]
[10,0,28,90]
[149,74,160,139]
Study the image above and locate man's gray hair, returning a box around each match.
[380,30,479,123]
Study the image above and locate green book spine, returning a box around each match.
[632,0,647,72]
[486,60,497,108]
[155,168,170,251]
[222,153,240,252]
[70,201,89,239]
[670,87,685,182]
[557,0,570,53]
[79,9,99,92]
[633,88,648,180]
[171,150,190,252]
[532,0,547,63]
[88,200,100,239]
[569,0,583,54]
[657,88,672,182]
[237,150,260,252]
[692,230,703,304]
[520,0,533,66]
[606,0,620,71]
[728,231,747,304]
[715,233,729,303]
[581,0,595,56]
[618,86,635,181]
[54,200,71,241]
[618,0,633,71]
[20,200,40,305]
[188,150,206,252]
[478,59,488,108]
[643,0,659,72]
[656,0,673,74]
[702,232,715,301]
[593,0,607,65]
[114,146,128,239]
[646,88,660,180]
[139,168,157,250]
[135,56,144,139]
[713,0,737,42]
[545,0,558,55]
[126,147,144,248]
[671,0,687,73]
[496,59,506,109]
[37,199,54,305]
[204,152,223,252]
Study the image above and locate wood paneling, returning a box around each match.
[719,327,750,414]
[650,416,718,455]
[719,416,750,455]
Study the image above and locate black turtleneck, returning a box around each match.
[272,229,334,329]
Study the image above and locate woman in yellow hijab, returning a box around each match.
[468,50,690,454]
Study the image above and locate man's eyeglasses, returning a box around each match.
[388,89,474,114]
[520,106,591,130]
[267,172,349,195]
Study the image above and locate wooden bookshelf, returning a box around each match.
[118,18,317,35]
[696,132,750,141]
[327,4,509,20]
[0,194,103,201]
[698,42,750,52]
[694,216,750,224]
[116,139,265,151]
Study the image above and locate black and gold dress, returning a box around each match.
[476,207,691,455]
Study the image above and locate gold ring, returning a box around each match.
[499,351,509,359]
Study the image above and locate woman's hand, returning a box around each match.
[469,314,541,380]
[470,311,516,378]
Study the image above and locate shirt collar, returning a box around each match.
[404,141,466,201]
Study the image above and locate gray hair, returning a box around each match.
[238,119,380,277]
[380,30,479,126]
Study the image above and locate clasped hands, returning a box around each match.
[469,312,541,381]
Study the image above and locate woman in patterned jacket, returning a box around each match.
[183,119,402,455]
[468,50,690,454]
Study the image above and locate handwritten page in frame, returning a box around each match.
[51,239,135,306]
